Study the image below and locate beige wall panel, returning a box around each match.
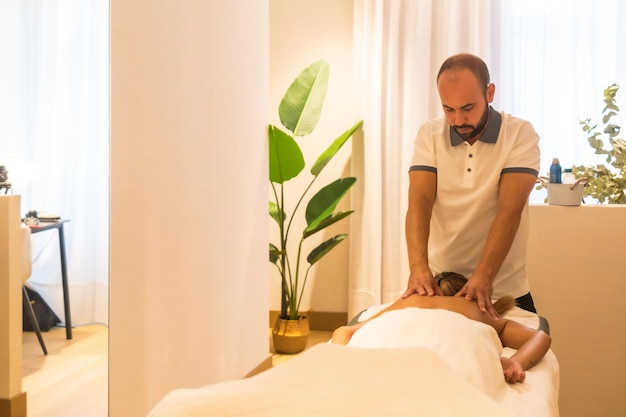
[528,205,626,417]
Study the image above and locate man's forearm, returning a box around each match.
[405,171,437,275]
[405,206,431,274]
[473,173,536,282]
[472,208,522,282]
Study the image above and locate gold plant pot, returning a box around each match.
[271,316,310,354]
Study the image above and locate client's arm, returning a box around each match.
[331,322,364,345]
[331,296,422,345]
[497,319,552,383]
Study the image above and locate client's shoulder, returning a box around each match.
[401,294,489,320]
[406,295,479,316]
[430,296,495,326]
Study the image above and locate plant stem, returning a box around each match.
[296,264,312,317]
[289,237,306,319]
[272,181,289,319]
[283,175,319,319]
[285,175,318,242]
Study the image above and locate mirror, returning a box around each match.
[0,3,110,416]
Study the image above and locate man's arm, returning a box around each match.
[402,169,440,298]
[455,172,537,316]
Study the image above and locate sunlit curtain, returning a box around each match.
[350,0,625,318]
[492,0,625,190]
[0,1,109,325]
[350,0,491,318]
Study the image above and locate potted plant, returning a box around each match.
[269,60,362,353]
[573,83,626,204]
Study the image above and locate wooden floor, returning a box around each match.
[22,324,108,417]
[20,324,330,417]
[270,329,333,367]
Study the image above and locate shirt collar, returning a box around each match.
[449,106,501,146]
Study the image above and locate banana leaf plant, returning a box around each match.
[269,60,363,320]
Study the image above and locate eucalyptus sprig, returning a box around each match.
[573,84,626,204]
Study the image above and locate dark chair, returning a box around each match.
[21,225,47,355]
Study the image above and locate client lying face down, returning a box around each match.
[332,272,551,384]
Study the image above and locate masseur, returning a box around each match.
[403,53,541,317]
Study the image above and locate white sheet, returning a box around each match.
[148,344,514,417]
[148,307,559,417]
[349,308,506,399]
[353,305,560,417]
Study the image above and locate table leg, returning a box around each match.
[58,224,72,339]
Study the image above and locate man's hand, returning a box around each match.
[402,271,443,298]
[500,356,526,384]
[455,274,499,319]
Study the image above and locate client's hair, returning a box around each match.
[435,271,516,316]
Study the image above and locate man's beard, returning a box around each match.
[453,106,489,141]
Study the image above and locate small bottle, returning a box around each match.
[562,168,575,184]
[549,158,562,184]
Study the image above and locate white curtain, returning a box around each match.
[492,0,625,180]
[0,1,109,325]
[350,0,625,318]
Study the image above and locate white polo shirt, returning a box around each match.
[410,108,540,299]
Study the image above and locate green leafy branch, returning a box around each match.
[573,84,626,204]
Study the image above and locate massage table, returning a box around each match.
[148,306,559,417]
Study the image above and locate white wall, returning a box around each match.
[527,205,626,417]
[269,0,357,314]
[109,2,269,416]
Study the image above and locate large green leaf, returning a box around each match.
[307,234,347,265]
[305,177,356,230]
[269,125,305,184]
[269,243,281,264]
[311,120,363,176]
[303,210,354,238]
[279,60,329,136]
[269,201,285,225]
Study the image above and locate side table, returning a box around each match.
[29,219,72,339]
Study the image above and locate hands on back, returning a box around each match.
[402,270,443,298]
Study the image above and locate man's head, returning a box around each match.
[436,54,495,143]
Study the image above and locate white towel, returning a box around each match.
[348,307,507,401]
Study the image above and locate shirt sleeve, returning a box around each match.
[410,121,439,173]
[502,119,540,176]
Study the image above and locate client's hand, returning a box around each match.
[500,356,526,383]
